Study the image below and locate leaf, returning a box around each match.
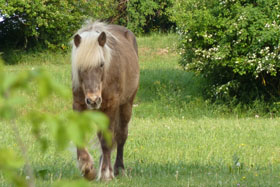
[85,111,109,130]
[29,111,46,137]
[36,73,53,101]
[39,137,49,152]
[0,149,28,186]
[34,69,70,101]
[84,111,111,145]
[67,121,85,147]
[0,148,24,169]
[0,103,17,119]
[55,119,70,150]
[2,71,30,93]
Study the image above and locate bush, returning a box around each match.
[0,0,116,49]
[114,0,175,34]
[170,0,280,103]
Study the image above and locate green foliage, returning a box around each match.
[0,0,116,49]
[0,0,175,50]
[171,0,280,103]
[29,110,110,151]
[0,60,110,185]
[0,66,69,119]
[116,0,174,34]
[0,149,27,187]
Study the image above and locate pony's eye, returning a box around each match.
[100,63,104,68]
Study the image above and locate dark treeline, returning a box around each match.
[0,0,174,50]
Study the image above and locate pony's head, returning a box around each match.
[72,25,112,109]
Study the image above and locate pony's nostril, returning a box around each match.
[96,97,102,104]
[86,98,92,105]
[86,96,102,108]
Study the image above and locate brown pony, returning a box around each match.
[71,21,139,181]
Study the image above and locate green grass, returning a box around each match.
[1,34,280,186]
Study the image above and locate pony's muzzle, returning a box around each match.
[85,96,102,109]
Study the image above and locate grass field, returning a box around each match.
[1,34,280,186]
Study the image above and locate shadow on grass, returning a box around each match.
[134,68,208,119]
[0,50,24,65]
[138,68,202,103]
[0,49,70,65]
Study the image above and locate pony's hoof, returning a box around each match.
[98,168,114,181]
[114,167,126,177]
[81,163,97,181]
[100,174,114,181]
[78,159,97,180]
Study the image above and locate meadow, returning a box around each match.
[1,34,280,186]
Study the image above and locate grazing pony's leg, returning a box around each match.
[77,148,96,180]
[98,105,118,181]
[73,91,97,180]
[114,102,133,176]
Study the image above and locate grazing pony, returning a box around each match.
[71,21,139,181]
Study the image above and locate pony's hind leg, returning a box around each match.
[77,148,97,180]
[114,102,133,176]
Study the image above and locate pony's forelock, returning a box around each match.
[71,21,114,90]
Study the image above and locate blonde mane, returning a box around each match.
[71,21,116,90]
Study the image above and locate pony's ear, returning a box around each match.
[74,34,81,47]
[98,32,106,47]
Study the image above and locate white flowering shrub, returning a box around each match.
[170,0,280,102]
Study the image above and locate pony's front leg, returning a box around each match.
[97,106,118,181]
[97,136,114,181]
[77,148,97,180]
[73,96,97,180]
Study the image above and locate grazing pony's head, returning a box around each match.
[71,21,113,109]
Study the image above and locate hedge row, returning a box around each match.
[170,0,280,103]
